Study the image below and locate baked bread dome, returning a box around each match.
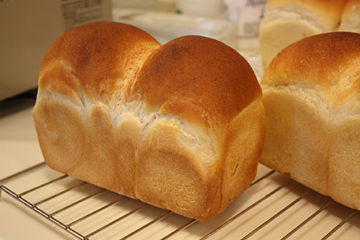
[32,21,266,222]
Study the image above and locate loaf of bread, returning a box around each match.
[260,32,360,210]
[339,0,360,32]
[259,0,349,69]
[32,21,266,222]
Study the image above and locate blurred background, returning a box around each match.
[0,0,266,101]
[2,0,360,102]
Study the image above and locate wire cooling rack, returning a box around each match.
[1,162,359,240]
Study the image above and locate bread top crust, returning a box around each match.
[264,0,348,30]
[261,32,360,113]
[38,22,261,131]
[38,21,262,157]
[128,35,262,132]
[38,21,161,105]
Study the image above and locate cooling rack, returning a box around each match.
[0,162,359,240]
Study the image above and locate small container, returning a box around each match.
[175,0,225,18]
[225,0,267,50]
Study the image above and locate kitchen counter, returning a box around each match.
[0,95,79,240]
[0,96,41,179]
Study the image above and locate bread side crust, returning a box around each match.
[260,86,330,195]
[33,93,87,174]
[135,114,221,222]
[261,84,360,209]
[329,117,360,209]
[221,100,266,211]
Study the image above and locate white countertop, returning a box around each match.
[0,98,42,179]
[0,97,76,240]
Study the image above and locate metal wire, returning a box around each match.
[0,162,358,240]
[241,189,313,240]
[281,199,334,240]
[321,209,359,240]
[85,203,148,239]
[0,162,45,184]
[161,219,197,240]
[120,211,173,240]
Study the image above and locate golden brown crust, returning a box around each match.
[260,32,360,210]
[33,21,265,222]
[38,21,161,104]
[130,35,264,221]
[131,36,262,122]
[262,32,360,110]
[33,21,161,199]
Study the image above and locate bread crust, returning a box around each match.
[33,21,266,222]
[260,32,360,210]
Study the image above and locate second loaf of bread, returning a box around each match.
[260,32,360,210]
[259,0,350,69]
[32,21,266,222]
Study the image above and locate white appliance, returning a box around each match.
[0,0,112,101]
